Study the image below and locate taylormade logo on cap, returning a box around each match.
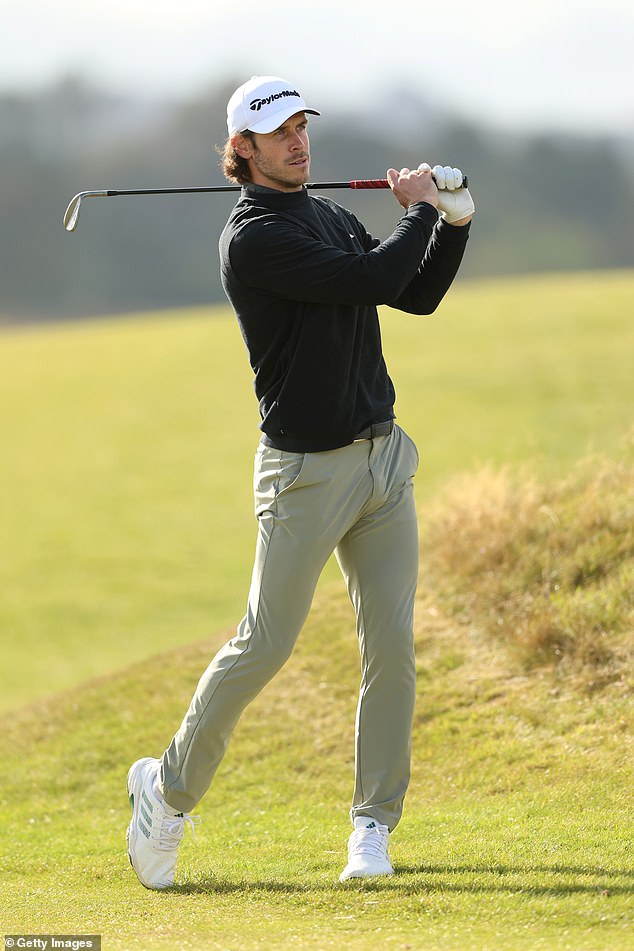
[249,89,301,112]
[227,76,320,136]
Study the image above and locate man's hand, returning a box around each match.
[387,166,439,210]
[423,163,475,226]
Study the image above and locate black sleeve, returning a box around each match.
[387,217,471,315]
[228,203,440,307]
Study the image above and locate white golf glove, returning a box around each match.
[418,163,475,223]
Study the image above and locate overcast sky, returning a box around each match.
[3,0,634,135]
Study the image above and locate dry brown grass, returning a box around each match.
[421,436,634,688]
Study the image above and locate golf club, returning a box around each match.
[63,175,469,233]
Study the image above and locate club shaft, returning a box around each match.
[102,175,467,197]
[63,175,469,231]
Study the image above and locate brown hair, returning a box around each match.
[216,131,256,185]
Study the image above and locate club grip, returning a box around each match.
[350,174,469,190]
[350,179,391,189]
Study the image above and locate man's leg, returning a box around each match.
[335,426,419,880]
[126,435,406,887]
[160,445,341,812]
[127,444,347,889]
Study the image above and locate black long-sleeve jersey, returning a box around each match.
[219,183,470,452]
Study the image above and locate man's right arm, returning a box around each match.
[227,165,471,310]
[227,210,436,307]
[387,165,440,211]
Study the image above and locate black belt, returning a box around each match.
[354,420,395,441]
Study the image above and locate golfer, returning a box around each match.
[126,75,474,888]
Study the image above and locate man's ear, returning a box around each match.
[232,133,254,159]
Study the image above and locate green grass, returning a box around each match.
[1,570,632,949]
[0,307,258,710]
[1,270,633,712]
[1,272,633,948]
[383,270,634,480]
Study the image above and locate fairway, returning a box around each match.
[1,269,632,712]
[1,561,632,950]
[1,269,633,950]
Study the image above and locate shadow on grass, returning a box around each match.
[167,863,634,898]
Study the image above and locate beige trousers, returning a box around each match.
[161,424,419,830]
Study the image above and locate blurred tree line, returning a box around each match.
[1,76,633,322]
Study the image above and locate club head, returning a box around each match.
[63,193,83,232]
[63,190,110,232]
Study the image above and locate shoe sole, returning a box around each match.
[339,868,394,882]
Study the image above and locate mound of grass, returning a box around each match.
[423,437,634,687]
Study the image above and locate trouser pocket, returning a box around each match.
[254,445,309,518]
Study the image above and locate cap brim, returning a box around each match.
[245,106,320,134]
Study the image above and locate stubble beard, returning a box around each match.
[251,150,310,191]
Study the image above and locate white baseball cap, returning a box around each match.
[227,75,320,136]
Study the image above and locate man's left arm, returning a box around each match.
[387,163,474,314]
[388,213,471,315]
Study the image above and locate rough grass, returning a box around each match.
[423,437,633,690]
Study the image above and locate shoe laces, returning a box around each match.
[156,812,201,851]
[349,825,389,860]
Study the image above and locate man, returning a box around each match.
[126,75,474,889]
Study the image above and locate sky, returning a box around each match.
[2,0,634,136]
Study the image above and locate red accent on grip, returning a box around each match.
[350,174,469,190]
[350,179,390,189]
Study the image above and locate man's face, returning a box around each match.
[234,112,311,191]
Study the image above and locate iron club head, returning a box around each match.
[63,191,109,232]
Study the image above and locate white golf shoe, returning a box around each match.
[339,816,394,881]
[126,756,199,889]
